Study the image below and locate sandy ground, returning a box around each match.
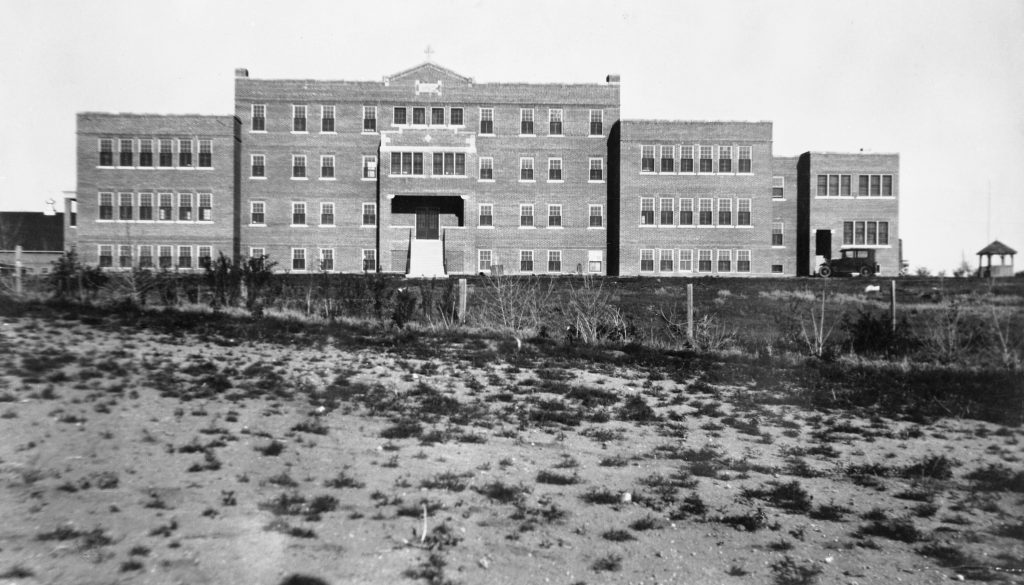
[0,311,1022,585]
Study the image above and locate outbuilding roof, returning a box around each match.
[976,240,1017,256]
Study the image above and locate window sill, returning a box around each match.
[518,226,536,230]
[291,224,309,228]
[639,224,656,228]
[587,226,605,230]
[249,224,267,227]
[319,224,336,228]
[772,246,786,249]
[361,131,378,135]
[519,134,536,138]
[589,180,605,184]
[772,198,786,202]
[250,130,267,134]
[291,177,308,181]
[291,131,309,135]
[360,224,375,228]
[319,177,336,181]
[546,226,563,229]
[519,180,536,183]
[320,131,337,135]
[547,180,563,184]
[477,226,494,229]
[361,177,376,181]
[477,179,495,183]
[588,135,603,138]
[429,175,467,179]
[549,134,564,138]
[157,166,174,170]
[250,176,267,180]
[479,133,495,137]
[736,225,753,229]
[196,167,214,171]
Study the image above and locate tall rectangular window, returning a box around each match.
[139,193,153,220]
[480,108,493,134]
[178,246,192,269]
[520,250,534,272]
[548,158,562,181]
[548,204,562,227]
[320,202,335,226]
[479,157,493,180]
[293,105,307,132]
[679,250,693,272]
[829,174,840,196]
[882,175,893,196]
[589,110,603,135]
[718,198,732,226]
[118,193,133,220]
[858,175,869,197]
[547,250,562,273]
[362,249,376,272]
[520,204,534,227]
[589,158,604,181]
[680,198,694,226]
[738,146,751,173]
[139,245,153,268]
[879,222,889,245]
[252,104,266,131]
[549,109,563,135]
[641,145,655,172]
[119,139,134,167]
[450,108,463,126]
[772,176,785,199]
[698,198,713,225]
[640,249,654,272]
[319,249,334,271]
[293,155,306,178]
[251,154,265,177]
[520,158,534,181]
[250,201,265,225]
[479,204,493,227]
[158,246,173,268]
[198,140,212,167]
[321,105,335,132]
[659,249,674,272]
[867,221,878,245]
[478,250,492,272]
[413,107,425,125]
[520,109,534,135]
[158,193,173,221]
[393,107,407,125]
[870,175,881,196]
[198,193,212,221]
[718,145,732,173]
[178,139,192,167]
[640,198,655,225]
[292,248,306,271]
[292,202,306,225]
[363,106,376,132]
[855,221,866,245]
[362,203,376,226]
[841,174,852,196]
[818,175,830,197]
[362,155,377,179]
[843,221,854,245]
[660,145,674,172]
[699,146,713,172]
[99,139,114,166]
[431,107,445,125]
[737,198,751,226]
[737,250,751,272]
[589,204,603,227]
[717,249,732,272]
[321,155,335,178]
[588,250,603,273]
[99,245,113,268]
[198,246,212,269]
[680,145,694,172]
[772,222,784,246]
[659,198,674,225]
[119,247,133,271]
[393,152,423,175]
[179,193,193,221]
[158,139,173,167]
[138,139,153,167]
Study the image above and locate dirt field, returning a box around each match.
[0,303,1022,585]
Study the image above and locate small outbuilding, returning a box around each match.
[976,240,1017,278]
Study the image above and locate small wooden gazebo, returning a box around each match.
[976,240,1017,278]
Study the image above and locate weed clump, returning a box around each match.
[740,480,813,514]
[857,516,922,543]
[536,470,581,485]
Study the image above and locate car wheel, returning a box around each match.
[818,265,832,277]
[860,266,873,277]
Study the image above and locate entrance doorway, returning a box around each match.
[416,208,439,240]
[815,229,832,258]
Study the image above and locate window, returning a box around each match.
[680,145,694,173]
[179,193,193,221]
[772,222,784,246]
[293,105,307,131]
[588,250,603,273]
[479,204,493,227]
[590,110,603,135]
[450,108,463,126]
[159,139,173,167]
[698,198,713,226]
[841,175,852,196]
[675,198,692,226]
[641,145,656,172]
[70,200,77,227]
[138,139,153,167]
[478,250,492,272]
[548,204,562,227]
[292,202,306,225]
[548,158,562,181]
[699,146,713,173]
[394,107,407,125]
[362,249,376,271]
[870,175,880,196]
[772,264,784,274]
[589,158,604,181]
[717,250,731,272]
[479,157,493,180]
[139,193,153,220]
[520,204,534,227]
[321,105,335,132]
[363,106,376,132]
[139,245,153,268]
[640,249,654,272]
[320,249,334,271]
[362,203,376,226]
[252,104,266,131]
[178,246,192,269]
[117,245,132,268]
[320,202,335,226]
[158,246,173,269]
[413,107,425,125]
[718,145,732,173]
[879,222,889,245]
[660,146,674,172]
[99,139,114,166]
[772,176,785,199]
[737,199,751,226]
[198,246,212,269]
[549,109,563,135]
[737,250,751,273]
[321,155,335,179]
[843,221,889,246]
[431,107,445,125]
[859,174,893,197]
[679,250,693,272]
[547,250,561,272]
[640,197,655,225]
[198,140,212,167]
[659,198,674,225]
[99,245,113,268]
[480,108,493,134]
[179,139,192,167]
[118,193,133,220]
[292,155,306,178]
[250,248,265,262]
[659,249,674,272]
[362,155,377,179]
[718,199,732,226]
[119,139,133,167]
[818,174,852,197]
[520,158,534,181]
[520,250,534,272]
[867,221,877,245]
[158,193,173,221]
[738,146,751,173]
[882,175,893,196]
[251,154,265,177]
[855,221,865,245]
[520,109,534,135]
[432,152,465,176]
[292,248,306,271]
[197,193,211,221]
[250,201,265,225]
[589,204,603,227]
[392,152,424,175]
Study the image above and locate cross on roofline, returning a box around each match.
[424,45,434,62]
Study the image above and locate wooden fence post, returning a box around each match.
[14,246,23,296]
[686,283,694,345]
[890,280,897,333]
[458,278,467,323]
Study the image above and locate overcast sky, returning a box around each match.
[1,0,1021,272]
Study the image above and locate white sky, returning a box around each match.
[1,0,1021,272]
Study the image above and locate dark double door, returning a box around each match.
[416,208,439,240]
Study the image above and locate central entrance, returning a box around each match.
[416,207,440,240]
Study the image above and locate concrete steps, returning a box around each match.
[407,239,446,278]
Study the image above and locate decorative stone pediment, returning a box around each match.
[383,62,473,90]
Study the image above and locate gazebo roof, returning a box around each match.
[976,240,1017,256]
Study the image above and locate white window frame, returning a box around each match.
[320,202,335,227]
[197,139,212,168]
[737,250,752,273]
[519,157,535,182]
[138,193,154,221]
[679,198,694,227]
[138,245,154,268]
[177,245,193,269]
[772,222,784,247]
[118,192,133,221]
[772,176,785,199]
[659,249,674,272]
[588,250,603,274]
[291,248,307,272]
[319,248,335,272]
[250,201,266,226]
[98,138,114,167]
[718,198,733,227]
[198,193,212,222]
[640,249,655,272]
[362,106,377,133]
[251,104,267,133]
[478,249,492,272]
[679,249,694,272]
[589,109,604,136]
[393,106,408,126]
[198,246,212,269]
[520,250,534,273]
[98,244,113,268]
[251,154,266,179]
[321,105,336,133]
[659,197,674,226]
[680,145,695,173]
[660,145,675,173]
[547,250,562,273]
[158,245,174,269]
[589,157,604,182]
[718,145,733,174]
[519,204,534,228]
[249,247,266,260]
[292,201,307,227]
[737,198,752,227]
[547,204,562,228]
[698,249,713,273]
[158,139,174,168]
[698,198,713,227]
[698,145,713,173]
[641,145,656,173]
[362,155,377,180]
[478,156,494,181]
[547,158,563,182]
[178,193,193,222]
[362,202,376,227]
[717,249,732,273]
[361,249,377,272]
[450,107,464,127]
[320,155,335,180]
[548,108,563,136]
[178,139,193,168]
[292,105,308,133]
[738,146,752,174]
[157,193,174,221]
[292,154,307,180]
[640,197,655,226]
[588,204,604,228]
[478,203,494,228]
[479,107,494,135]
[520,108,535,136]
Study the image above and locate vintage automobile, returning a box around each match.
[818,248,879,277]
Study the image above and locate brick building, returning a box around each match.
[69,63,900,277]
